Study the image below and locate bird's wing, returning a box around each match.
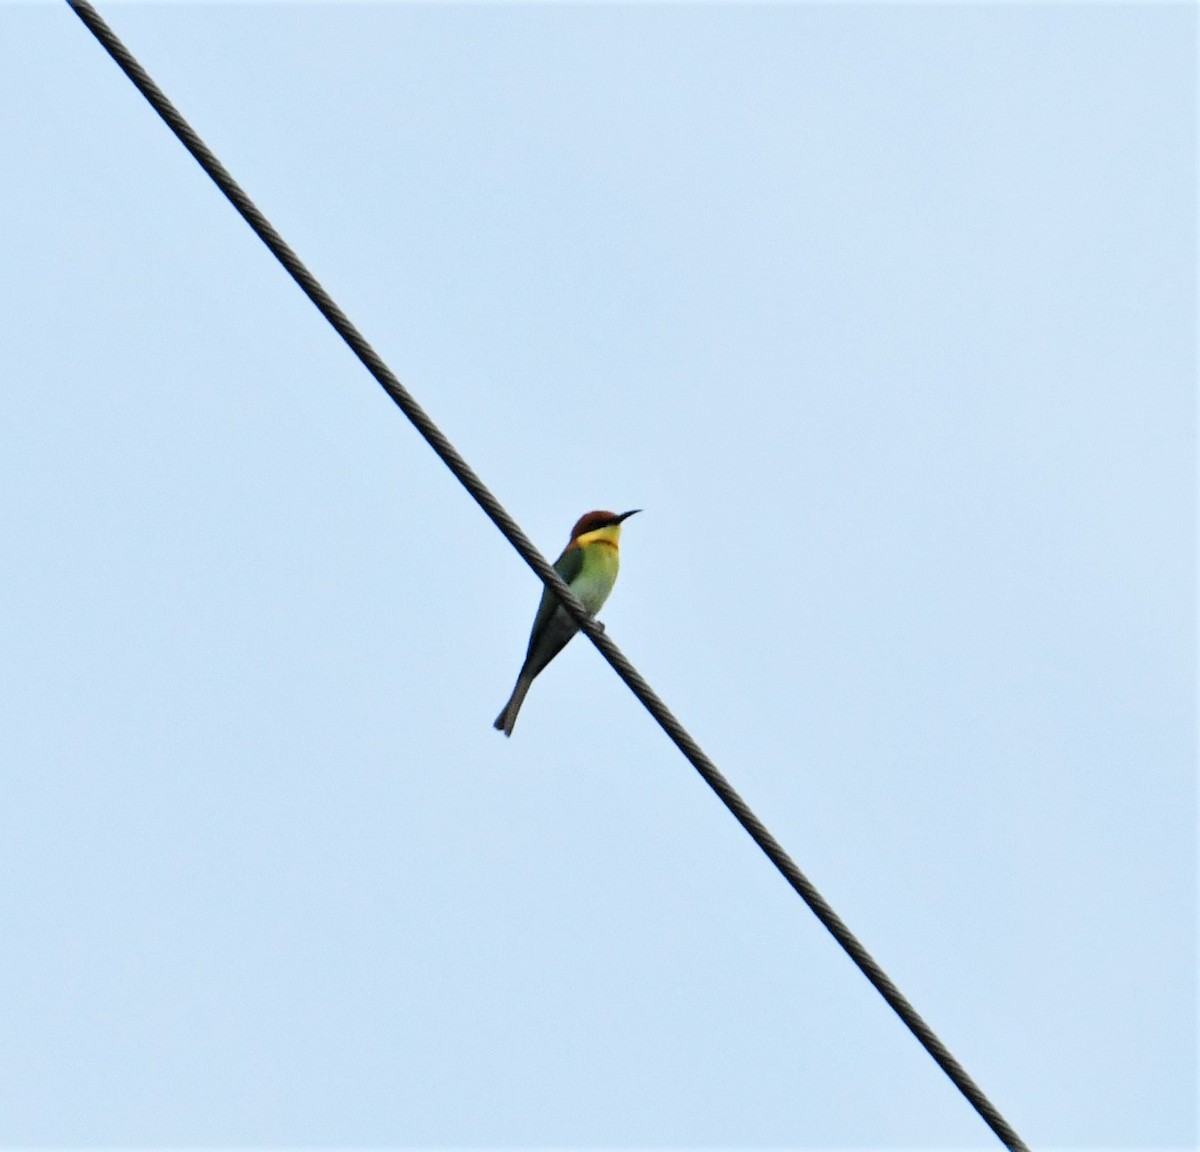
[525,542,585,653]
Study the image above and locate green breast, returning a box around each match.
[573,542,620,614]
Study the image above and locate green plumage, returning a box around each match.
[524,542,586,659]
[494,510,637,737]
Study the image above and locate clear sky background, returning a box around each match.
[1,2,1195,1148]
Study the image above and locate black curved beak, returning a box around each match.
[615,509,641,524]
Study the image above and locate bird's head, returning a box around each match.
[570,508,640,549]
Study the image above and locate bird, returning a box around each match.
[494,508,640,736]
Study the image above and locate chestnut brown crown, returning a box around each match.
[569,509,640,540]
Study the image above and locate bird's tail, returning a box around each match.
[493,674,533,738]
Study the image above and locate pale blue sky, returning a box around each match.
[1,2,1195,1148]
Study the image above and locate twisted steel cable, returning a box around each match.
[65,4,1030,1148]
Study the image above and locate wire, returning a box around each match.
[65,3,1030,1149]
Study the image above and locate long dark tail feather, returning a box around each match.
[494,610,579,738]
[494,674,533,737]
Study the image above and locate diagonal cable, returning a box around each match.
[64,3,1030,1149]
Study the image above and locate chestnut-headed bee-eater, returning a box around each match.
[494,509,640,736]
